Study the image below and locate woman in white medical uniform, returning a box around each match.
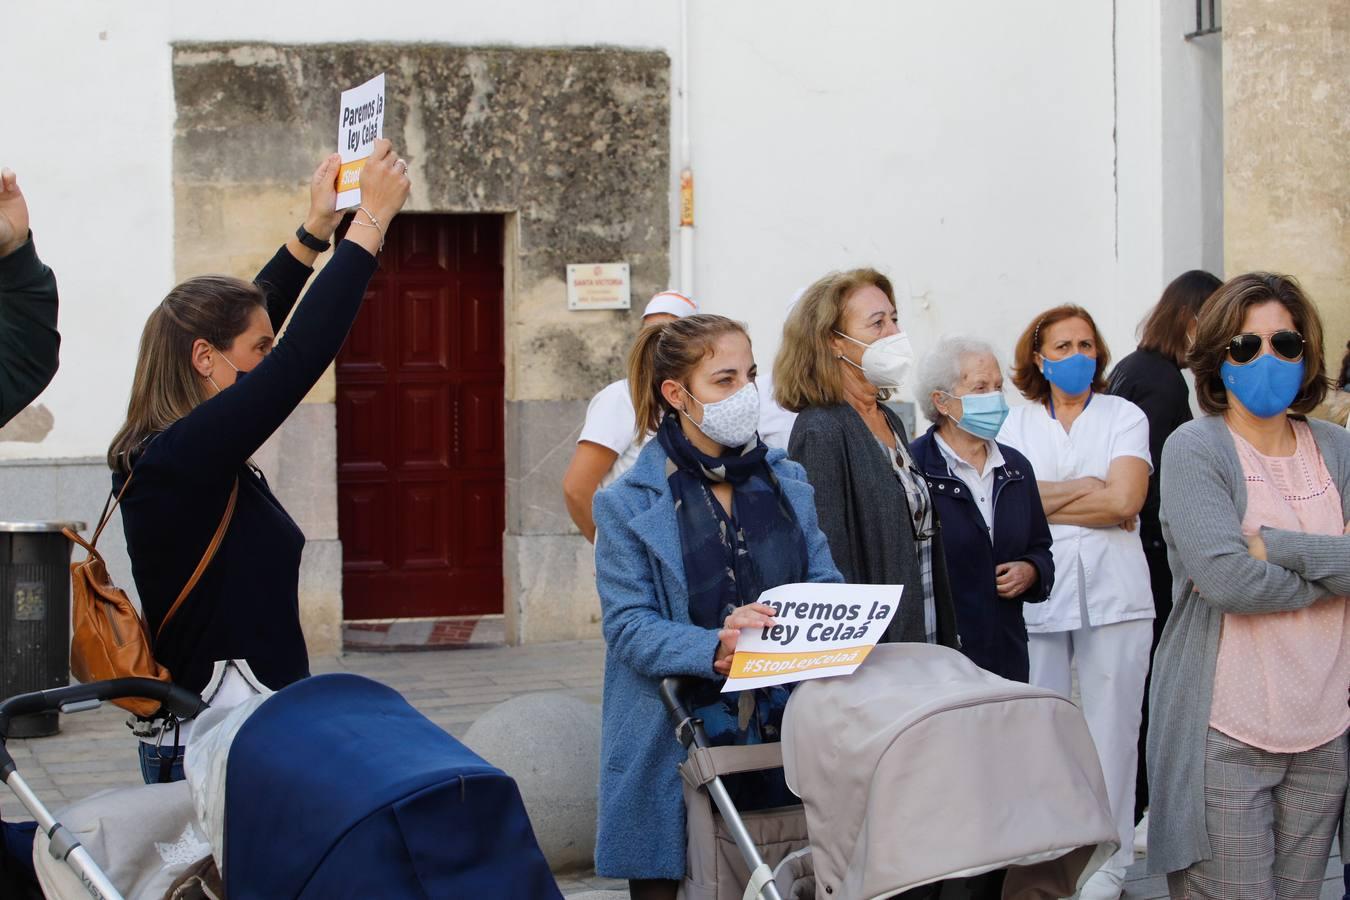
[998,304,1153,900]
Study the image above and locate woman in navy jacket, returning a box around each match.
[910,337,1054,682]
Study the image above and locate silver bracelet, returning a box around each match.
[350,206,385,252]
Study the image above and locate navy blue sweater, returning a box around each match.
[0,233,60,426]
[911,426,1055,682]
[115,241,377,694]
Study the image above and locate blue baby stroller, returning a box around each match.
[2,673,561,899]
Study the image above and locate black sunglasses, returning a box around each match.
[1227,330,1304,365]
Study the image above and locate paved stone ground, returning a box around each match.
[343,613,506,651]
[1,639,1343,898]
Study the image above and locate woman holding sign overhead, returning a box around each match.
[591,314,841,899]
[106,141,410,783]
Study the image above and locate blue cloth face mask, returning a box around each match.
[943,390,1009,440]
[1040,352,1096,396]
[1220,354,1304,418]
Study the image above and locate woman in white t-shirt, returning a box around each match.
[997,304,1152,900]
[563,291,696,541]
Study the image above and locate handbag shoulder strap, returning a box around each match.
[89,434,166,547]
[88,471,135,548]
[155,478,239,644]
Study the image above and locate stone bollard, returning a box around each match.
[463,692,601,872]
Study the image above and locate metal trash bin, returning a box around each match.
[0,521,84,737]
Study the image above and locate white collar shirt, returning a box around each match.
[932,431,1004,538]
[578,379,648,489]
[996,393,1154,632]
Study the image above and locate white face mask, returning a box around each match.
[834,331,914,389]
[679,382,760,449]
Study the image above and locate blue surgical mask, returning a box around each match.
[943,390,1009,440]
[1041,353,1096,396]
[1221,354,1303,418]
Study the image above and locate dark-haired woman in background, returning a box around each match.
[1317,339,1350,429]
[1105,269,1221,847]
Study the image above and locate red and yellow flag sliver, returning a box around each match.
[729,645,873,679]
[336,158,368,192]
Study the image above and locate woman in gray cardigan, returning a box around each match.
[1148,273,1350,899]
[773,268,958,648]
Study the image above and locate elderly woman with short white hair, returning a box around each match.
[910,336,1055,683]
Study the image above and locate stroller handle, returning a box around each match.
[660,677,712,751]
[659,676,696,720]
[0,678,206,747]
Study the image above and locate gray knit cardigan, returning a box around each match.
[1147,414,1350,875]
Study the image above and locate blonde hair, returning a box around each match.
[772,268,896,412]
[107,275,265,472]
[626,314,748,436]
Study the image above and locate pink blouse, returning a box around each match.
[1209,420,1350,752]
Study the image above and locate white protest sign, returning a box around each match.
[721,583,902,693]
[335,73,386,210]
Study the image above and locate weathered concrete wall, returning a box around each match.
[172,43,669,646]
[1224,2,1350,365]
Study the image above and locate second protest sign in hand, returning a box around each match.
[721,583,903,693]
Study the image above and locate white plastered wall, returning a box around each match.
[1,0,1220,451]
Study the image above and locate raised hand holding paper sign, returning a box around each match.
[721,583,901,692]
[336,73,386,210]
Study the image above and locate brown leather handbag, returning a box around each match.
[65,475,239,718]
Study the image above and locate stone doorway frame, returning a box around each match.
[172,43,671,652]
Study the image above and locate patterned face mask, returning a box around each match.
[679,381,760,449]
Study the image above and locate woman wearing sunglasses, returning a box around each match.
[997,304,1153,900]
[1145,274,1350,899]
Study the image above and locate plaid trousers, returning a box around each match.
[1168,727,1348,900]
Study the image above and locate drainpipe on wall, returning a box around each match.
[678,0,695,297]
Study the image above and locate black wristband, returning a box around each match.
[295,224,332,253]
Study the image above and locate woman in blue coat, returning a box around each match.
[592,314,842,899]
[910,337,1055,684]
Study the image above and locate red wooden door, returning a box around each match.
[336,214,505,619]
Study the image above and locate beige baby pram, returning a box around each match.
[665,643,1119,900]
[784,643,1119,899]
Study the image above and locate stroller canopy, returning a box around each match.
[782,644,1117,900]
[223,673,560,899]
